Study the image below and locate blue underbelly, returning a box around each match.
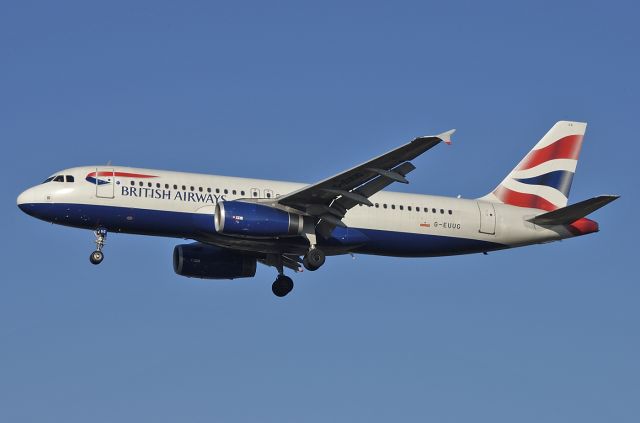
[19,203,505,257]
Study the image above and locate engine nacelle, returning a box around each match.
[173,243,257,279]
[214,201,304,237]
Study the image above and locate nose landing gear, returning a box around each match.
[90,227,107,265]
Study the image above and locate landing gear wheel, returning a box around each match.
[303,248,325,271]
[90,250,104,265]
[272,275,294,297]
[90,227,107,265]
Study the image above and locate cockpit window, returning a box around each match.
[42,174,74,183]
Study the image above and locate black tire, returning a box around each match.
[90,250,104,265]
[272,280,286,297]
[303,248,325,271]
[303,256,312,271]
[272,276,293,297]
[280,276,293,293]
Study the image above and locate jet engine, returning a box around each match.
[214,201,304,237]
[173,243,256,279]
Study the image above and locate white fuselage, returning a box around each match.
[17,166,582,258]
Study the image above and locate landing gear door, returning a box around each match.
[95,168,115,199]
[478,201,496,235]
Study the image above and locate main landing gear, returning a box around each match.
[89,227,107,265]
[270,247,326,297]
[303,247,325,271]
[271,256,294,297]
[272,274,294,297]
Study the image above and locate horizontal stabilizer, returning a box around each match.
[528,195,619,225]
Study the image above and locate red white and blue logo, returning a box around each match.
[488,121,586,211]
[85,171,158,185]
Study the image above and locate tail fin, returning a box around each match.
[482,121,586,211]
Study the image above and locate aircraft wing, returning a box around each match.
[277,129,455,237]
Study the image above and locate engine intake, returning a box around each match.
[214,201,304,237]
[173,243,256,279]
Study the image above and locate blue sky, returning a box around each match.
[1,1,638,422]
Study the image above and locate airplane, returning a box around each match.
[17,121,618,297]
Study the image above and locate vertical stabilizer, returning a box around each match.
[482,121,586,211]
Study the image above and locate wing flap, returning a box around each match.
[316,161,416,237]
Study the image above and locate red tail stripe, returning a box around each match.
[493,185,558,211]
[517,135,583,171]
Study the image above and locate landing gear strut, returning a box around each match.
[303,247,325,271]
[268,255,294,297]
[90,227,107,265]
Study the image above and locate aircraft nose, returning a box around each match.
[17,188,36,214]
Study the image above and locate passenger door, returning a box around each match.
[95,168,115,199]
[477,201,496,235]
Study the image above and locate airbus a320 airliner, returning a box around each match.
[17,121,618,297]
